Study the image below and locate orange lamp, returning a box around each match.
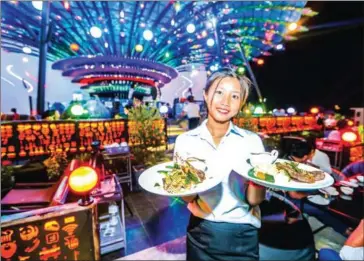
[347,120,354,126]
[341,132,357,143]
[68,166,98,206]
[310,107,319,114]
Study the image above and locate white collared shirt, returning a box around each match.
[173,119,265,228]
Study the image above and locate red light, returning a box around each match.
[342,132,357,143]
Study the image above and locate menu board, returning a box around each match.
[1,205,99,261]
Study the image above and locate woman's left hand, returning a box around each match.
[246,182,266,206]
[288,191,309,199]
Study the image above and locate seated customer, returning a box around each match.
[319,219,364,261]
[341,160,364,177]
[282,135,332,174]
[259,190,315,260]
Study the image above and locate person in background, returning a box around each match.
[11,108,20,121]
[341,160,364,177]
[119,104,132,119]
[1,112,6,121]
[42,110,60,120]
[327,119,347,141]
[319,219,364,261]
[181,95,200,130]
[324,113,337,129]
[166,103,173,119]
[316,112,325,130]
[287,135,332,175]
[132,93,143,108]
[259,136,322,260]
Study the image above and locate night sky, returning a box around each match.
[251,1,363,113]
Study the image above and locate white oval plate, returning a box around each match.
[239,159,334,191]
[307,195,330,206]
[320,187,339,196]
[340,186,354,195]
[340,194,353,201]
[356,175,364,182]
[138,161,224,197]
[340,180,359,188]
[349,178,358,183]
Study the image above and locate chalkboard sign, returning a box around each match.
[1,203,99,261]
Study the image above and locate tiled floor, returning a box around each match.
[102,189,352,261]
[101,188,190,261]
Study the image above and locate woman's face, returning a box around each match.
[203,77,243,123]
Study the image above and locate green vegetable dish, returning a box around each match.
[156,154,206,194]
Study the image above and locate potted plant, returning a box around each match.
[1,162,15,198]
[43,151,69,182]
[128,105,171,190]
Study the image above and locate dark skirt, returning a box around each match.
[186,215,259,261]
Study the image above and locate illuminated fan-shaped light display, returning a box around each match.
[52,56,178,98]
[1,1,315,72]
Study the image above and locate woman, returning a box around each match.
[173,68,266,260]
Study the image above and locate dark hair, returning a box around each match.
[289,135,316,159]
[124,104,132,110]
[187,95,194,102]
[42,110,56,119]
[11,108,17,113]
[132,93,143,101]
[336,119,347,130]
[204,67,251,108]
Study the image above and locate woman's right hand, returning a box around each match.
[181,195,197,203]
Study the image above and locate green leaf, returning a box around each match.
[157,170,170,175]
[187,171,199,183]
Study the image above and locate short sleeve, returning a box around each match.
[340,246,364,261]
[320,152,332,174]
[251,134,266,153]
[173,135,188,161]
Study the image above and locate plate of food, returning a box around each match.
[138,155,223,197]
[243,158,334,191]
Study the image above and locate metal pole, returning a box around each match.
[236,44,263,101]
[36,1,51,115]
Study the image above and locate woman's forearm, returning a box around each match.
[246,184,266,206]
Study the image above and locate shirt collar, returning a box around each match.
[186,119,245,139]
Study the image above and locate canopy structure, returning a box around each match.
[1,1,315,71]
[52,56,178,97]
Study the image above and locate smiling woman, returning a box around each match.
[174,67,267,260]
[203,68,250,145]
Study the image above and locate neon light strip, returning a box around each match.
[1,76,15,86]
[6,65,34,92]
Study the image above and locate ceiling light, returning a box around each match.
[143,29,153,41]
[90,26,102,38]
[22,46,32,54]
[32,1,42,11]
[207,38,215,47]
[186,23,195,34]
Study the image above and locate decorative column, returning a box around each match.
[36,1,51,115]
